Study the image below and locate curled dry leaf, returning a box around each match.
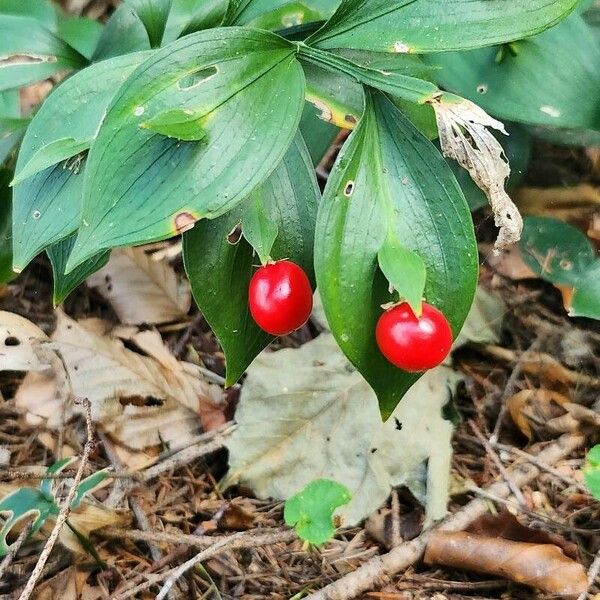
[507,388,570,440]
[432,95,522,250]
[425,512,587,599]
[87,246,191,325]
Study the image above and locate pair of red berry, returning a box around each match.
[248,260,452,372]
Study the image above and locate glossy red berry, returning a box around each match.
[248,260,313,336]
[376,302,453,372]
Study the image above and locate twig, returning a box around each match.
[495,443,588,493]
[469,421,527,507]
[578,547,600,600]
[303,433,585,600]
[490,336,542,445]
[109,529,296,600]
[0,521,33,583]
[390,491,401,548]
[17,399,95,600]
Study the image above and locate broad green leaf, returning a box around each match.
[68,28,305,269]
[56,15,104,60]
[299,102,339,165]
[519,216,596,286]
[0,117,28,166]
[284,479,351,545]
[584,444,600,500]
[0,169,13,283]
[140,108,208,141]
[570,264,600,320]
[126,0,173,47]
[0,487,58,555]
[47,235,110,306]
[299,43,439,104]
[446,123,531,211]
[377,234,426,314]
[241,193,279,265]
[163,0,227,42]
[528,125,600,148]
[39,457,77,499]
[228,0,339,29]
[183,133,318,385]
[428,14,600,130]
[0,88,18,117]
[307,0,579,53]
[315,91,477,417]
[12,52,150,271]
[0,0,57,29]
[92,4,151,60]
[0,15,86,91]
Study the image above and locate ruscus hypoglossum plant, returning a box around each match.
[0,0,590,418]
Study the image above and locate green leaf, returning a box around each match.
[519,216,596,286]
[163,0,227,42]
[71,469,111,509]
[67,28,305,269]
[126,0,173,47]
[92,4,151,60]
[0,15,86,92]
[377,234,426,314]
[141,108,208,141]
[0,117,28,165]
[284,479,351,545]
[428,13,600,130]
[299,43,439,104]
[228,0,339,29]
[0,168,13,284]
[299,102,339,165]
[0,0,57,29]
[315,91,477,418]
[12,52,150,271]
[183,133,318,385]
[0,488,58,556]
[39,457,77,499]
[242,193,279,265]
[307,0,579,53]
[47,235,110,306]
[56,15,104,60]
[570,263,600,320]
[584,444,600,500]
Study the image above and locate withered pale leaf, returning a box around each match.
[0,311,50,371]
[49,311,222,449]
[87,246,191,325]
[432,95,522,250]
[425,530,587,598]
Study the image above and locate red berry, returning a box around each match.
[376,302,453,372]
[249,260,313,336]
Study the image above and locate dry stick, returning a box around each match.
[469,421,527,507]
[578,547,600,600]
[489,336,542,445]
[17,399,95,600]
[0,521,33,583]
[303,433,585,600]
[495,443,588,494]
[109,529,296,600]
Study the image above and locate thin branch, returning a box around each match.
[17,399,95,600]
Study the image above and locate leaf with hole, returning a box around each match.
[11,52,151,271]
[67,28,305,269]
[307,0,579,53]
[315,90,477,417]
[0,15,86,91]
[284,479,351,545]
[183,133,318,385]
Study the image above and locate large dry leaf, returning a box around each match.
[425,528,586,598]
[433,96,522,250]
[25,311,222,450]
[0,311,50,371]
[87,246,191,324]
[225,333,460,526]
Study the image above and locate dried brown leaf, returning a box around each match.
[424,530,587,598]
[0,311,50,371]
[88,246,191,325]
[432,95,522,250]
[507,389,570,440]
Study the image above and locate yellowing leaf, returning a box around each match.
[87,246,191,325]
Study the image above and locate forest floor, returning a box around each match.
[0,1,599,599]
